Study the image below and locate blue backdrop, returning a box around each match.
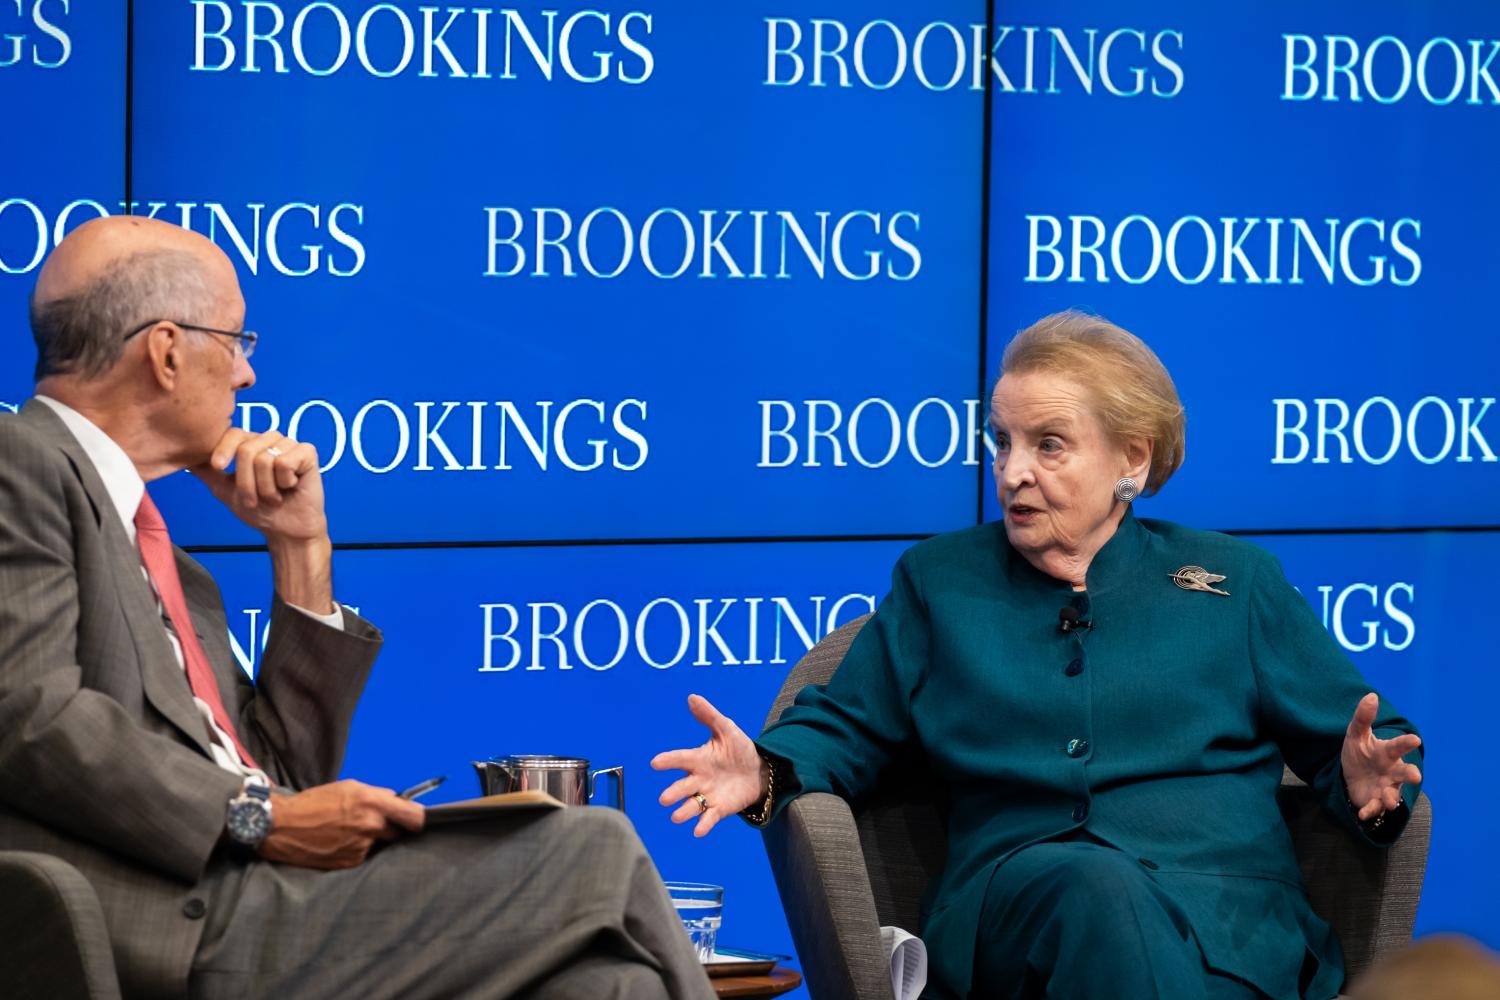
[2,0,1496,985]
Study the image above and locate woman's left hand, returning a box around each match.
[1340,692,1423,822]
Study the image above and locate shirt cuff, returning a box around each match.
[286,601,345,632]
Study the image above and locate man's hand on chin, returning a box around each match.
[192,428,335,614]
[192,428,328,540]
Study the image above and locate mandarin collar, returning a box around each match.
[1001,506,1149,599]
[1080,506,1149,597]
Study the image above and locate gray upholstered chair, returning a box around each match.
[0,850,122,999]
[761,615,1432,1000]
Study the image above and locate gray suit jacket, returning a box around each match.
[0,399,382,995]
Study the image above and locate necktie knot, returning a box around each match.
[134,491,167,535]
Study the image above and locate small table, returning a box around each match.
[710,965,803,999]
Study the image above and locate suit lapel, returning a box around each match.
[17,400,216,758]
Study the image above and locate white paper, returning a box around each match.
[881,925,928,1000]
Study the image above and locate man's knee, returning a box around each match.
[536,806,648,871]
[559,804,639,843]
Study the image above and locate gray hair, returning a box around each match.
[29,248,215,381]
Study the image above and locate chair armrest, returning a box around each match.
[0,850,121,1000]
[1281,788,1433,980]
[761,793,896,1000]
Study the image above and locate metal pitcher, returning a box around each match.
[471,755,625,811]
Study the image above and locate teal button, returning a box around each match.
[1066,739,1089,758]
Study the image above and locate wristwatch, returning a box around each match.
[226,778,273,849]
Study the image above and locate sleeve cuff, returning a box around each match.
[1332,769,1417,847]
[740,745,802,828]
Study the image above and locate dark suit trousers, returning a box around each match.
[190,806,714,1000]
[971,840,1273,1000]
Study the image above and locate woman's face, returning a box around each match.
[991,371,1143,573]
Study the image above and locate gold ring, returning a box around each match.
[693,793,709,813]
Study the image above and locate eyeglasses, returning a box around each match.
[122,319,258,359]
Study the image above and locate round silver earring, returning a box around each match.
[1114,478,1140,503]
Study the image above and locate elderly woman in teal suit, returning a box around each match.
[652,311,1423,999]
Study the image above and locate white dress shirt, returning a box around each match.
[36,395,343,781]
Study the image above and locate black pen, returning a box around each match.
[398,776,447,801]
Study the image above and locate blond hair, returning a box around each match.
[999,310,1185,496]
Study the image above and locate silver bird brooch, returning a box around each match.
[1169,565,1230,597]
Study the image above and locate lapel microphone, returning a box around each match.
[1058,607,1093,634]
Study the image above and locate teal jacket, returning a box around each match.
[758,512,1422,999]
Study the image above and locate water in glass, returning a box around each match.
[665,882,723,961]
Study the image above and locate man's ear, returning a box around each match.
[144,322,180,391]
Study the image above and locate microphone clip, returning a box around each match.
[1058,607,1093,634]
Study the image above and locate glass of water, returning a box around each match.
[665,881,723,961]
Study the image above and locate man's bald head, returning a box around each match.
[30,216,239,381]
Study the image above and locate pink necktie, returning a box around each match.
[134,491,261,770]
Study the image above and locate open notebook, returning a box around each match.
[423,789,564,824]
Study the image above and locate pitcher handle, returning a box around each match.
[589,766,625,812]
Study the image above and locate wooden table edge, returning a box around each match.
[709,964,803,998]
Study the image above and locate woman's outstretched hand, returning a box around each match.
[1341,692,1423,823]
[651,694,768,837]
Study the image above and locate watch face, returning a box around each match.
[228,799,272,845]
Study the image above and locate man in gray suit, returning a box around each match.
[0,216,714,1000]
